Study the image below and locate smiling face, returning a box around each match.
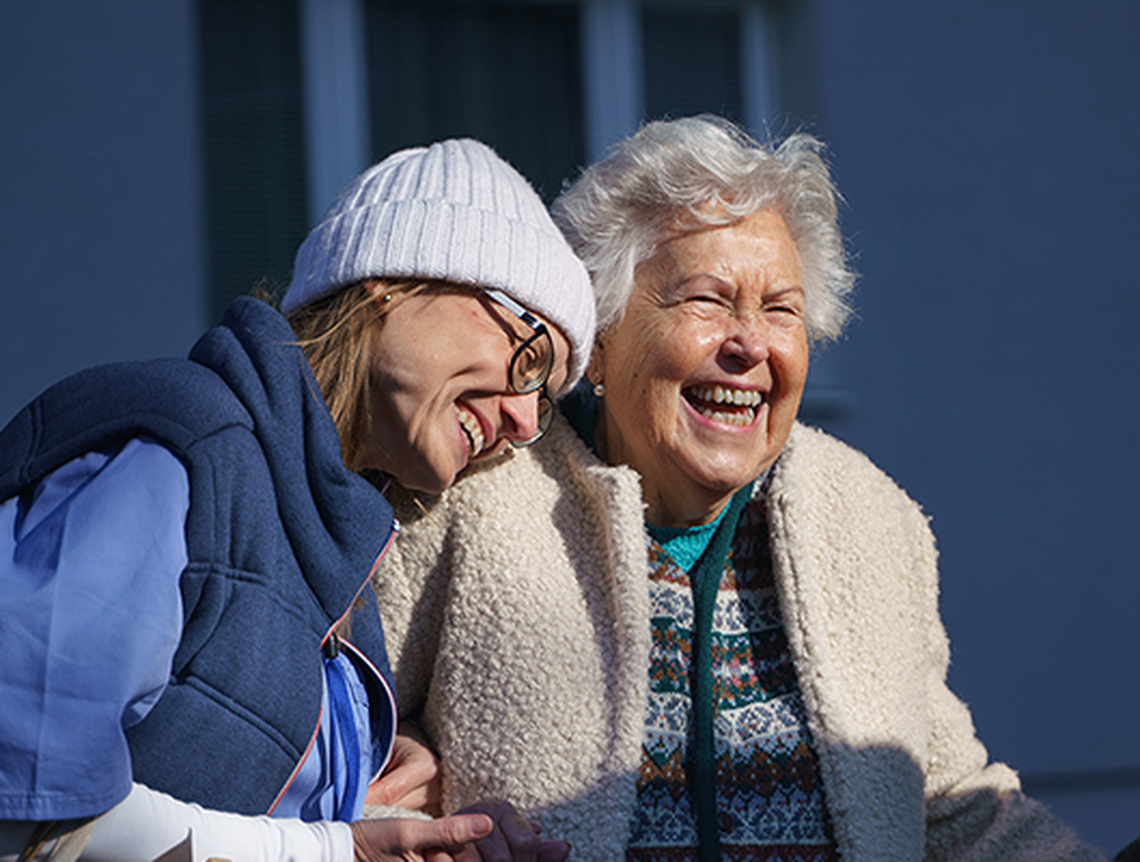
[358,283,571,494]
[591,208,808,527]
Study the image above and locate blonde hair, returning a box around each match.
[285,279,427,472]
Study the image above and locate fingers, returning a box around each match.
[367,764,432,809]
[426,814,495,848]
[494,806,539,859]
[352,814,493,862]
[536,840,571,862]
[455,800,542,862]
[369,720,443,812]
[450,842,486,862]
[365,771,407,808]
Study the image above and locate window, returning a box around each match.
[365,0,585,202]
[197,0,848,430]
[643,6,743,125]
[198,0,309,319]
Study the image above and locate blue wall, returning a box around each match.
[815,1,1140,849]
[0,1,203,426]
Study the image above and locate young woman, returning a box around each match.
[0,138,594,862]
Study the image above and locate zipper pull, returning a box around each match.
[323,630,340,659]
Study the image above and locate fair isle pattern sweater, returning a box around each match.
[372,416,1104,861]
[629,500,838,862]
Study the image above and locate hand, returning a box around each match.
[351,813,493,862]
[367,719,443,815]
[455,800,570,862]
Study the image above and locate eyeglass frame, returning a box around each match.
[481,289,556,447]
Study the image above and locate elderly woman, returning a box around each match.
[0,139,590,862]
[371,117,1104,860]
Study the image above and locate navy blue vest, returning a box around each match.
[0,298,396,816]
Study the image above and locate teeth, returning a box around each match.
[699,407,756,426]
[457,406,485,457]
[688,385,763,408]
[686,385,762,427]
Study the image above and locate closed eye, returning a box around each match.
[763,288,804,317]
[662,274,733,307]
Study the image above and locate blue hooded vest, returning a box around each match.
[0,297,397,817]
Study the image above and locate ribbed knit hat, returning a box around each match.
[282,139,595,389]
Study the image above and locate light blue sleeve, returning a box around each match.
[0,438,189,821]
[272,651,375,824]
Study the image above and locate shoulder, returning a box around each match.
[0,357,247,500]
[772,422,925,518]
[5,437,190,586]
[410,410,644,534]
[766,423,936,577]
[386,411,647,609]
[778,422,906,489]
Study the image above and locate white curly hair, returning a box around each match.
[552,114,856,344]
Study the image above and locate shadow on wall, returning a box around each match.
[1118,838,1140,862]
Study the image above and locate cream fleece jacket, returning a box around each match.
[373,415,1104,861]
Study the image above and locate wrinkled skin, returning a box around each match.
[590,208,808,527]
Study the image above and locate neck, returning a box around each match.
[644,489,734,530]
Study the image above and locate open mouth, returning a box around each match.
[683,384,763,427]
[457,405,486,457]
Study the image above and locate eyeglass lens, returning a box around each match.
[510,331,554,394]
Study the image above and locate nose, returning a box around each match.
[719,313,770,368]
[497,390,542,443]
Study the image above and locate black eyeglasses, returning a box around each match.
[483,289,555,447]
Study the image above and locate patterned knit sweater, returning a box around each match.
[630,499,838,862]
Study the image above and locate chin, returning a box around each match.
[391,463,455,496]
[425,469,459,495]
[684,449,775,492]
[697,476,757,502]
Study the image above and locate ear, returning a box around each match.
[363,279,392,302]
[586,340,605,385]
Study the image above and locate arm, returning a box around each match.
[921,641,1106,860]
[2,783,495,862]
[768,426,1106,860]
[0,439,188,822]
[903,500,1106,860]
[77,783,352,862]
[0,441,496,862]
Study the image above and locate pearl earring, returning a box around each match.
[593,382,605,397]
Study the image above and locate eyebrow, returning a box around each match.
[657,272,727,300]
[664,274,804,300]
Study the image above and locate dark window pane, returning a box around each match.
[365,0,583,202]
[198,0,308,320]
[643,6,742,124]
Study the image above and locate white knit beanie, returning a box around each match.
[282,139,596,389]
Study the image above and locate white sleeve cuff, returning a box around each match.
[81,783,354,862]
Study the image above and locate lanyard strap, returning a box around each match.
[689,481,756,862]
